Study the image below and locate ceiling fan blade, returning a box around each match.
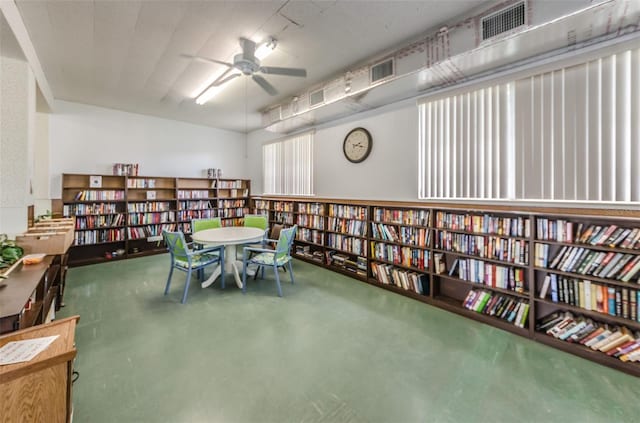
[252,74,278,96]
[180,53,233,68]
[260,66,307,77]
[239,37,256,59]
[215,73,241,86]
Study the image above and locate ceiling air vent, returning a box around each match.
[370,58,394,83]
[309,89,325,108]
[482,1,526,41]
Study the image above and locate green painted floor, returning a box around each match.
[59,255,640,423]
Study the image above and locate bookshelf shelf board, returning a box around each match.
[433,248,529,269]
[365,277,430,302]
[294,212,326,217]
[533,267,638,288]
[72,212,123,217]
[325,229,367,238]
[326,264,367,281]
[67,200,126,204]
[437,274,530,299]
[535,297,640,330]
[292,254,325,265]
[432,295,530,338]
[128,222,175,228]
[328,216,368,222]
[534,239,640,255]
[434,227,529,241]
[75,225,127,231]
[294,239,324,247]
[325,246,366,257]
[533,332,640,377]
[370,236,429,250]
[372,220,430,229]
[371,258,429,273]
[296,224,324,231]
[72,240,126,247]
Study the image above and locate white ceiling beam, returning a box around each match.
[0,0,54,110]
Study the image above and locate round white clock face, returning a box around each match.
[343,128,372,163]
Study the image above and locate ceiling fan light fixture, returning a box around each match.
[255,37,277,60]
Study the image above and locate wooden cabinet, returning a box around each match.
[0,316,79,423]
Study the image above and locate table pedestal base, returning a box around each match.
[200,244,256,289]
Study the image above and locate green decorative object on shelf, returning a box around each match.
[0,234,24,270]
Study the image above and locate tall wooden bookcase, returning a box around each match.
[61,173,250,266]
[253,196,640,377]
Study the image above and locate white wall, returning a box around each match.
[49,101,247,198]
[247,101,419,201]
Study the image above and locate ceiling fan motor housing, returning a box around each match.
[234,53,260,75]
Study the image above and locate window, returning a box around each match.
[263,130,314,195]
[418,47,640,203]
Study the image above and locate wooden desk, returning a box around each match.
[0,257,59,335]
[0,316,79,423]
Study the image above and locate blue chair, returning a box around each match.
[163,230,224,304]
[242,225,297,297]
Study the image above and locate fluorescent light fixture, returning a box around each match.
[195,83,229,105]
[255,37,277,60]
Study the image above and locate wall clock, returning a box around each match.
[343,127,372,163]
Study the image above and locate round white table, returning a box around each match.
[191,226,265,289]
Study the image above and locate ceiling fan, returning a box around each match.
[185,38,307,96]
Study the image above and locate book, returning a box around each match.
[539,275,551,299]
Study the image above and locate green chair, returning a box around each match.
[192,217,222,233]
[242,225,297,297]
[240,214,269,259]
[162,230,224,304]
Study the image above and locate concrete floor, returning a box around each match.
[59,255,640,423]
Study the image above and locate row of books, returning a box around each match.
[64,203,119,216]
[73,228,125,245]
[327,234,366,255]
[128,212,175,226]
[273,201,294,212]
[297,214,324,229]
[294,245,324,263]
[573,224,640,249]
[176,210,218,221]
[177,190,210,199]
[370,262,428,295]
[543,245,640,281]
[215,180,246,189]
[370,242,429,270]
[326,252,367,276]
[462,290,529,328]
[73,190,125,201]
[372,208,430,226]
[127,224,177,239]
[328,204,367,220]
[297,203,324,215]
[296,229,324,245]
[435,232,529,265]
[75,214,125,229]
[370,223,430,247]
[274,212,295,225]
[540,274,640,320]
[218,199,246,208]
[219,207,248,218]
[178,200,214,210]
[537,312,640,362]
[128,202,172,212]
[221,218,244,227]
[328,217,367,236]
[451,258,526,293]
[219,188,248,198]
[536,218,576,242]
[435,211,531,238]
[254,200,270,210]
[127,178,157,188]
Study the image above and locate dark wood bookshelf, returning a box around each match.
[433,248,529,268]
[535,297,640,330]
[437,273,530,299]
[371,257,428,273]
[434,227,529,241]
[533,267,638,289]
[370,237,429,250]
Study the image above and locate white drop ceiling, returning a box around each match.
[12,0,491,132]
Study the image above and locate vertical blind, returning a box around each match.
[419,47,640,203]
[263,130,314,195]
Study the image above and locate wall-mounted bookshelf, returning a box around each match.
[252,196,640,377]
[61,174,250,266]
